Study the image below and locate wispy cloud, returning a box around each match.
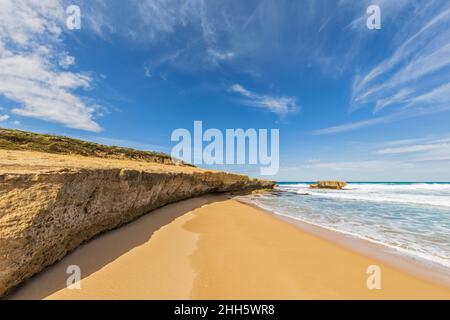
[144,65,152,78]
[84,0,232,69]
[377,143,449,155]
[312,101,450,135]
[81,1,365,79]
[284,132,450,180]
[207,49,235,65]
[375,134,450,161]
[0,114,10,122]
[0,0,103,132]
[58,54,76,68]
[310,2,450,135]
[351,2,450,116]
[342,0,411,30]
[303,159,405,171]
[230,84,300,116]
[312,113,397,135]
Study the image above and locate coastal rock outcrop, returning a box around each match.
[0,151,274,297]
[309,181,347,190]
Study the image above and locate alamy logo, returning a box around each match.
[66,265,81,289]
[366,265,382,290]
[66,5,81,30]
[171,121,279,175]
[367,5,381,30]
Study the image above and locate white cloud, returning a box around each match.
[381,137,435,147]
[317,4,450,136]
[58,54,75,68]
[144,65,152,78]
[282,132,450,181]
[308,3,450,136]
[230,84,252,98]
[230,84,300,116]
[342,0,411,30]
[133,0,194,39]
[407,82,450,105]
[377,143,449,155]
[304,160,402,171]
[83,0,223,62]
[0,114,10,121]
[207,49,235,64]
[376,135,450,162]
[0,0,102,132]
[312,112,399,135]
[351,2,450,116]
[312,102,450,135]
[374,88,413,113]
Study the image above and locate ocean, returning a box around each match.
[244,182,450,272]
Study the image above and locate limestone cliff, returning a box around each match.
[0,150,274,297]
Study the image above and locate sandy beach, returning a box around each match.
[9,195,450,300]
[3,0,450,304]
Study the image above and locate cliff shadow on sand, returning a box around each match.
[7,195,229,300]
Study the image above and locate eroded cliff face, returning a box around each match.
[0,151,274,297]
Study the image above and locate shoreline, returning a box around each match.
[238,197,450,289]
[9,195,450,300]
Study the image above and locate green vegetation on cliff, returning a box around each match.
[0,128,179,165]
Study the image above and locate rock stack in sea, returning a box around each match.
[309,181,347,190]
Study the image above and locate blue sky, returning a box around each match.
[1,0,450,181]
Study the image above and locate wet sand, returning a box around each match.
[9,196,450,300]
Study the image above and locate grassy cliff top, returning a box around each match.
[0,128,179,165]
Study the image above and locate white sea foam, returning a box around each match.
[245,182,450,272]
[278,183,450,208]
[254,203,450,270]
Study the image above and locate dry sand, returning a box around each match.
[0,149,204,174]
[9,196,450,300]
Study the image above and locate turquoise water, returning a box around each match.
[245,182,450,271]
